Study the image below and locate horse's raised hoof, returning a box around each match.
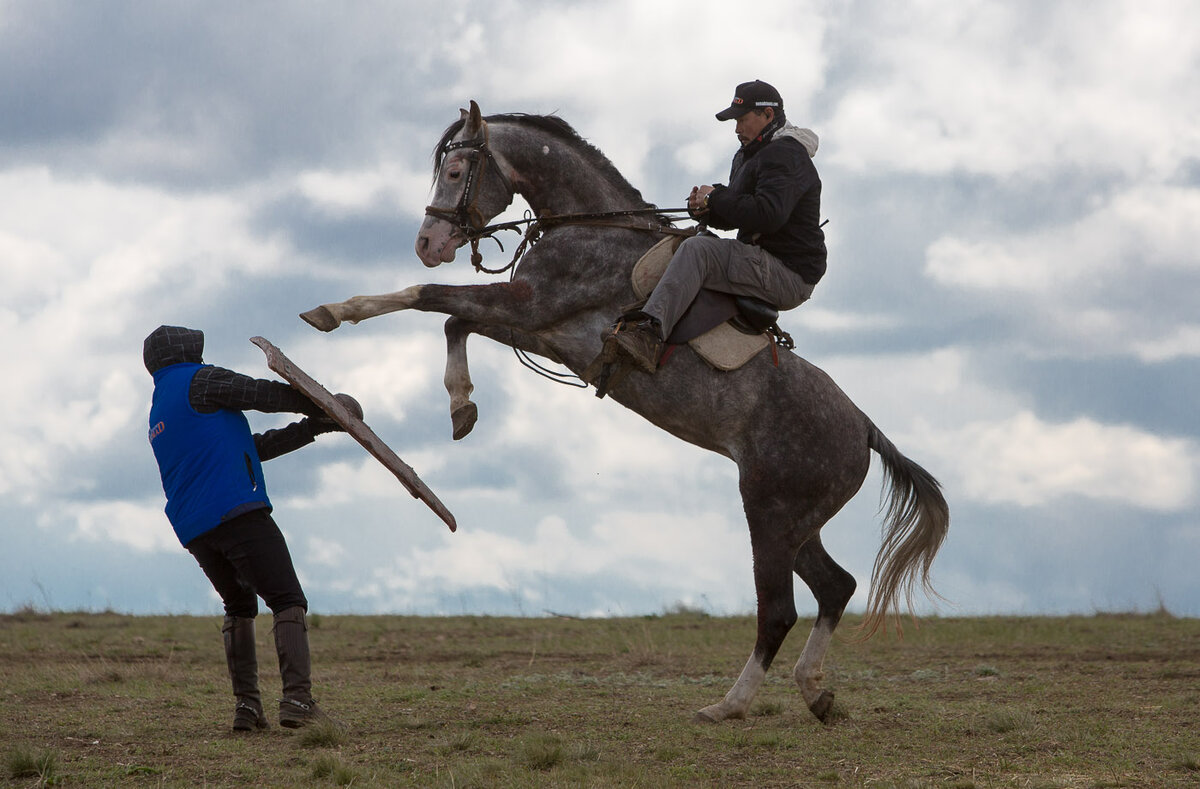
[451,402,478,440]
[808,690,835,723]
[300,306,340,332]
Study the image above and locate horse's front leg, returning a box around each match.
[443,317,569,441]
[444,317,478,441]
[301,286,422,332]
[302,282,543,334]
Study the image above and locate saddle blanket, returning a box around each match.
[632,235,770,371]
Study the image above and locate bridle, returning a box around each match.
[424,120,695,275]
[424,120,516,248]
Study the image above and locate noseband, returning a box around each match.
[424,121,515,239]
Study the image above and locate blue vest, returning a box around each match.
[149,363,271,546]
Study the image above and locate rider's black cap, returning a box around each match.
[715,80,783,121]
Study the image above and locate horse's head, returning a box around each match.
[416,100,516,268]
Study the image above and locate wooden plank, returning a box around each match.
[251,336,457,532]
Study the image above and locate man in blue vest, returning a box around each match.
[145,325,359,732]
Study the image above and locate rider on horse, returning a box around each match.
[611,79,827,372]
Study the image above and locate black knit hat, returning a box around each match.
[715,80,783,121]
[143,325,204,374]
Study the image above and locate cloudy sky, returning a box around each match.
[2,0,1197,621]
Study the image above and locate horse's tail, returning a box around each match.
[860,422,950,639]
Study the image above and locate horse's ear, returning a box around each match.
[463,100,483,136]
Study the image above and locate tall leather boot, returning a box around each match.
[222,615,269,732]
[273,606,334,728]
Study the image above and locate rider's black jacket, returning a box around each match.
[704,122,827,285]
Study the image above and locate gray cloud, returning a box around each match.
[1,0,1197,618]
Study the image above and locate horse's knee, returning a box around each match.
[444,316,470,342]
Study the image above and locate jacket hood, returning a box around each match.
[769,122,819,158]
[144,325,204,374]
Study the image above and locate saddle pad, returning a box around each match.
[632,236,770,371]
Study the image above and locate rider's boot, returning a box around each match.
[223,615,270,732]
[612,313,663,374]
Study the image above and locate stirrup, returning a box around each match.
[584,329,632,399]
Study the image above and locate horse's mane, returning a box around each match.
[432,112,659,213]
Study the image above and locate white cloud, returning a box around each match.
[306,536,347,568]
[281,331,443,419]
[0,168,292,504]
[3,1,1199,618]
[820,348,1198,512]
[1131,324,1200,363]
[821,347,1024,436]
[793,306,900,333]
[294,159,431,220]
[920,410,1197,511]
[491,355,721,499]
[445,0,830,193]
[924,184,1200,358]
[926,185,1200,292]
[824,1,1200,179]
[55,500,179,554]
[284,459,399,510]
[358,507,749,609]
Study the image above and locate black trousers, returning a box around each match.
[186,508,308,618]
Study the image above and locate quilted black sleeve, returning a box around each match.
[254,420,317,461]
[189,366,325,417]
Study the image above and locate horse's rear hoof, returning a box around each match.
[452,403,478,440]
[300,306,339,332]
[693,702,744,723]
[809,690,835,723]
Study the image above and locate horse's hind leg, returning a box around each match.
[792,535,857,722]
[695,498,800,723]
[444,317,478,440]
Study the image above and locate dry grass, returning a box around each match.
[1,610,1198,787]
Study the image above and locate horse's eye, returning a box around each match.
[446,169,463,181]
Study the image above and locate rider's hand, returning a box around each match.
[688,185,714,214]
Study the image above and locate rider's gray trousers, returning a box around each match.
[641,235,815,339]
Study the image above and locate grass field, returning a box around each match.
[2,609,1198,787]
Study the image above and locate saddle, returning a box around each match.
[630,235,793,371]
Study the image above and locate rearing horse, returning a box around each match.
[301,101,950,723]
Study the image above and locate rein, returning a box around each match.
[464,207,697,275]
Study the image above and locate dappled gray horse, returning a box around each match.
[301,102,950,723]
